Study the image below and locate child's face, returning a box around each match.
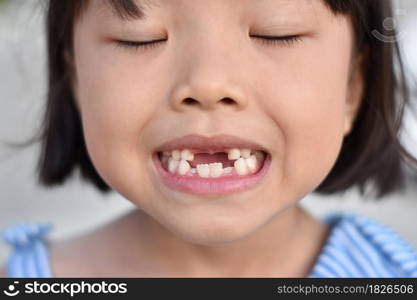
[72,0,362,244]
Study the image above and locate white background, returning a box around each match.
[1,0,417,266]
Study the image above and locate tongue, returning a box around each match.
[189,152,234,168]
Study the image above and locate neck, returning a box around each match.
[108,205,329,277]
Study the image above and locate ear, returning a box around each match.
[344,48,368,136]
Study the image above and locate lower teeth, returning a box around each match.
[177,165,236,177]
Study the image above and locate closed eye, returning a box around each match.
[114,38,167,51]
[114,34,302,51]
[251,35,302,47]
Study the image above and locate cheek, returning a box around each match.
[73,40,160,193]
[259,34,352,196]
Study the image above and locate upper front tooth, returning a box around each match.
[234,157,248,175]
[168,157,179,173]
[171,150,181,160]
[228,148,241,160]
[209,162,223,178]
[196,164,210,178]
[240,149,251,158]
[180,149,194,161]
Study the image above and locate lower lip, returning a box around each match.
[152,153,271,195]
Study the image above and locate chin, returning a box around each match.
[164,213,266,246]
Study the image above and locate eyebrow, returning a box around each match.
[106,0,148,21]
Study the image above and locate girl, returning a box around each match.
[2,0,417,277]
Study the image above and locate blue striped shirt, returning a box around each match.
[2,213,417,277]
[309,213,417,277]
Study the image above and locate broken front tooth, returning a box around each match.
[209,162,223,178]
[168,157,179,173]
[234,157,248,175]
[180,149,194,161]
[178,159,191,175]
[245,155,257,172]
[171,150,181,160]
[228,148,241,160]
[240,149,251,158]
[196,164,210,178]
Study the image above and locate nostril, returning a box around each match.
[182,97,236,107]
[221,98,235,105]
[183,98,199,105]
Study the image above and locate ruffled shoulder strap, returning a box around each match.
[309,212,417,278]
[2,222,53,278]
[346,213,417,277]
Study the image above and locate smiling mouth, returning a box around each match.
[157,148,268,178]
[152,134,272,195]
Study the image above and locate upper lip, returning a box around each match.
[154,134,269,154]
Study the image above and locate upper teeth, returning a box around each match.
[171,150,181,160]
[164,148,253,162]
[181,149,194,161]
[162,148,264,177]
[240,149,251,159]
[228,149,241,160]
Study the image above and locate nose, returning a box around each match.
[171,80,248,112]
[169,45,249,112]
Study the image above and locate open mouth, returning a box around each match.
[157,148,267,178]
[153,148,271,195]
